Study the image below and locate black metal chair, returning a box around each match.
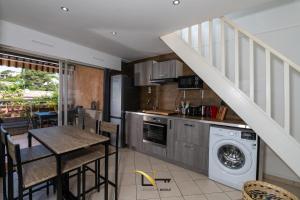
[81,121,119,200]
[0,126,7,200]
[5,134,57,200]
[5,132,87,200]
[0,126,53,200]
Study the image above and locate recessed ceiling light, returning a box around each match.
[172,0,180,5]
[60,6,69,12]
[111,31,117,36]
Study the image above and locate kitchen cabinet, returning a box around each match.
[174,120,202,145]
[174,119,210,147]
[174,143,208,171]
[142,141,167,158]
[134,60,156,86]
[152,60,183,80]
[167,119,175,160]
[125,113,143,151]
[174,141,196,167]
[173,119,210,172]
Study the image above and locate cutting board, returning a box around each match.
[142,110,178,116]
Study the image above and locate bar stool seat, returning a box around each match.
[61,145,115,172]
[89,145,116,156]
[20,145,53,164]
[55,144,113,179]
[62,149,96,172]
[21,152,97,198]
[22,156,57,188]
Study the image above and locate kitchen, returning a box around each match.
[113,52,258,191]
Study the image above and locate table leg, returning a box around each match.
[28,133,32,147]
[0,144,4,177]
[7,157,13,200]
[105,142,109,200]
[56,155,63,200]
[39,117,42,128]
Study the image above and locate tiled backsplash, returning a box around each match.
[136,53,242,121]
[139,82,242,121]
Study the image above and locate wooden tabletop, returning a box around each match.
[28,126,110,155]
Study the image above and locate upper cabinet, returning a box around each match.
[134,60,156,86]
[134,59,183,86]
[152,60,183,80]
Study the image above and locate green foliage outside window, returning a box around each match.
[0,68,58,108]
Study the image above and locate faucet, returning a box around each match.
[146,98,151,105]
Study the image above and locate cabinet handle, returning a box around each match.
[159,74,166,77]
[184,144,193,148]
[169,120,172,130]
[184,124,195,127]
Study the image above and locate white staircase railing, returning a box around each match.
[223,17,300,134]
[161,17,300,177]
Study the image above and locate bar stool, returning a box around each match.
[81,121,119,200]
[5,134,57,200]
[0,126,53,200]
[5,133,87,200]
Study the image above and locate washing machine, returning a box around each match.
[209,125,263,190]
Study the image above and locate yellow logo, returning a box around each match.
[135,170,171,190]
[135,170,157,188]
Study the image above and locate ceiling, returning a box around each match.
[0,0,279,61]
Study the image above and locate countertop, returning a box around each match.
[126,111,251,129]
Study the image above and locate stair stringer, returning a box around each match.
[161,32,300,177]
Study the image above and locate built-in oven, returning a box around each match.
[143,115,167,147]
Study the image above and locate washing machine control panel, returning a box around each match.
[241,132,256,140]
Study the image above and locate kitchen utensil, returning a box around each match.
[210,106,218,119]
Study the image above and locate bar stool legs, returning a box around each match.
[46,181,50,195]
[7,157,14,200]
[82,166,86,200]
[77,168,81,200]
[29,188,33,200]
[94,160,98,190]
[97,159,100,192]
[2,170,7,200]
[115,152,119,200]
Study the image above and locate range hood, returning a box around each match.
[150,78,178,84]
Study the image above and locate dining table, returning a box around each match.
[27,126,110,200]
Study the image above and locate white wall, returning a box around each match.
[0,20,121,70]
[231,1,300,182]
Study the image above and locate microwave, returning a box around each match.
[178,75,203,89]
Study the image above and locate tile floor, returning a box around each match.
[0,134,299,200]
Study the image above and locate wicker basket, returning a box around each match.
[243,181,299,200]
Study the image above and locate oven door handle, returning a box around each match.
[143,122,165,128]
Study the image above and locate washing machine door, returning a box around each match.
[212,139,253,175]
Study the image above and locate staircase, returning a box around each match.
[161,17,300,177]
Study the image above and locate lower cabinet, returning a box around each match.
[167,119,175,160]
[126,113,210,173]
[142,142,167,158]
[174,141,196,167]
[125,113,143,151]
[173,120,210,173]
